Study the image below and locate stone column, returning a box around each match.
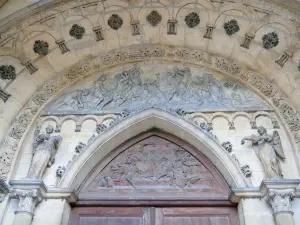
[9,180,46,225]
[267,189,296,225]
[262,179,300,225]
[12,189,42,225]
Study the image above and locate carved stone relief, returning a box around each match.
[0,44,298,181]
[147,10,162,26]
[46,65,269,114]
[262,32,279,49]
[185,12,200,28]
[221,141,233,153]
[108,14,123,30]
[27,125,63,179]
[242,126,285,179]
[223,19,239,36]
[89,135,221,191]
[69,24,85,39]
[33,40,49,56]
[0,65,16,80]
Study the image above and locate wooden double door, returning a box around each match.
[70,207,239,225]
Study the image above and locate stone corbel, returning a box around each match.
[275,52,293,67]
[203,24,215,39]
[93,26,104,41]
[167,20,177,35]
[131,21,140,36]
[0,180,10,202]
[241,32,255,49]
[55,39,70,54]
[0,89,11,103]
[22,58,38,74]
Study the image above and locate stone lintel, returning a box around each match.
[259,179,300,196]
[230,179,300,203]
[9,180,77,203]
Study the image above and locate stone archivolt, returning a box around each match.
[0,44,299,181]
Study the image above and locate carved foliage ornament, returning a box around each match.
[0,65,16,80]
[223,19,240,36]
[185,12,200,28]
[33,40,49,56]
[267,189,295,214]
[108,14,123,30]
[69,24,85,39]
[262,32,279,49]
[147,10,162,26]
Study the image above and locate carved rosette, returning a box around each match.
[33,40,49,56]
[262,32,279,49]
[185,12,200,28]
[223,19,239,36]
[12,189,42,215]
[147,10,162,26]
[0,65,16,80]
[108,14,123,30]
[267,189,295,214]
[69,24,85,39]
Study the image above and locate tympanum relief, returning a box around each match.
[242,126,285,179]
[84,135,228,199]
[46,65,268,115]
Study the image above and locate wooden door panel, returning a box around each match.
[156,207,238,225]
[70,207,239,225]
[69,207,149,225]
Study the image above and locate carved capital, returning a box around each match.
[12,189,42,215]
[267,189,295,214]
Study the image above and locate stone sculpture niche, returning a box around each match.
[26,125,62,179]
[241,126,285,179]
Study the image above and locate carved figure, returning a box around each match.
[96,136,213,189]
[48,65,268,114]
[27,125,62,179]
[241,126,285,179]
[54,89,90,110]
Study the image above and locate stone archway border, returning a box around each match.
[1,44,300,181]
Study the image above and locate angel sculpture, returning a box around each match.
[241,126,285,179]
[27,125,62,179]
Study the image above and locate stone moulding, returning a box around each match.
[0,44,299,181]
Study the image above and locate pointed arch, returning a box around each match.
[59,108,248,189]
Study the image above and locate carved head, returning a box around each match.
[257,126,267,135]
[45,125,54,134]
[82,89,90,96]
[56,166,66,178]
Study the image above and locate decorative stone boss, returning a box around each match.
[27,125,62,179]
[241,126,285,179]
